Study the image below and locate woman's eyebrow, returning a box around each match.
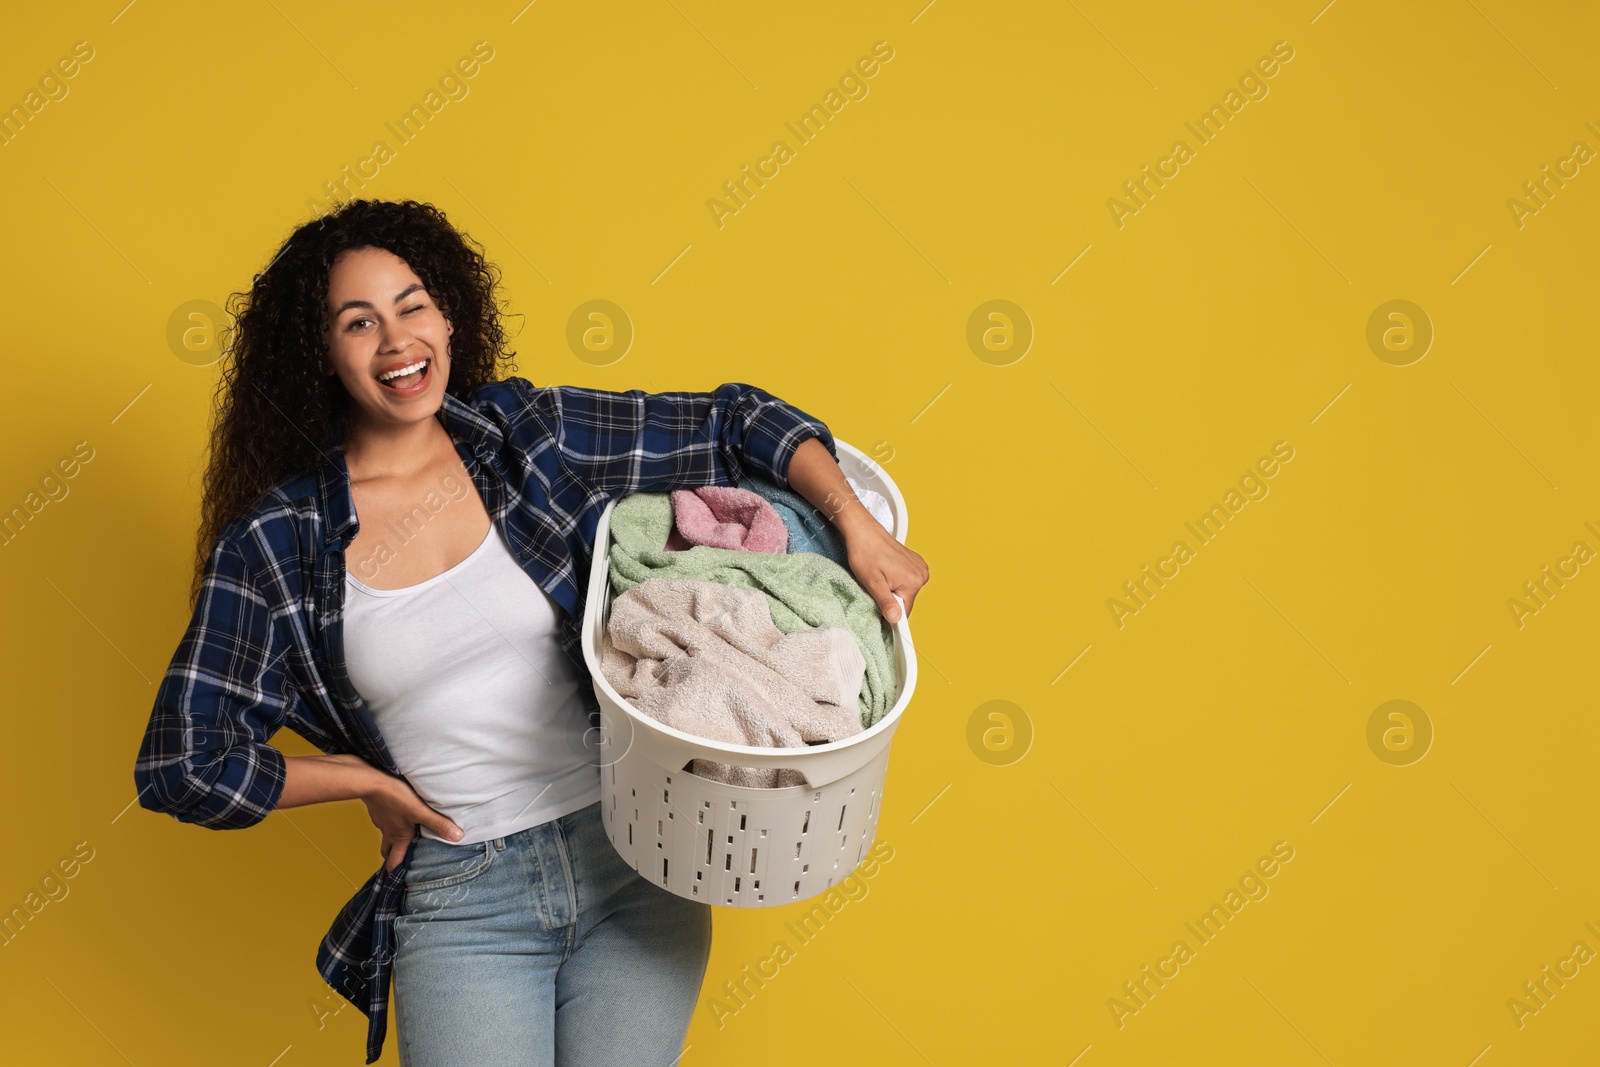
[331,282,426,316]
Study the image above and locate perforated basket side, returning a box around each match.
[600,729,896,906]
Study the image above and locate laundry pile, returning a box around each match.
[599,474,898,788]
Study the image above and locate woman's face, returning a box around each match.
[322,245,453,432]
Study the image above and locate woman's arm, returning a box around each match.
[502,377,928,623]
[279,754,466,869]
[785,436,929,624]
[277,753,389,809]
[135,528,462,872]
[134,533,293,829]
[507,379,835,497]
[783,435,878,537]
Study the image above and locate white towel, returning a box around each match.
[847,477,895,533]
[600,577,866,788]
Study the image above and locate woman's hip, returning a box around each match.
[394,800,711,944]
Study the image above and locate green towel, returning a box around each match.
[606,491,896,728]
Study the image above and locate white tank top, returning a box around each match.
[342,523,601,844]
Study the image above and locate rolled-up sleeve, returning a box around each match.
[527,380,837,496]
[134,531,290,830]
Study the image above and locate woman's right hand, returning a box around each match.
[360,774,465,872]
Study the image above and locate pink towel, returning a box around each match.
[666,486,789,553]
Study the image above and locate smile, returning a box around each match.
[375,358,431,395]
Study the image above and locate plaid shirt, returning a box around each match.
[132,377,836,1063]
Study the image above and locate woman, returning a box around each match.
[133,198,928,1066]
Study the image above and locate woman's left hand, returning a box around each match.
[841,512,928,625]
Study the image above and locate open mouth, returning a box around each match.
[375,358,431,396]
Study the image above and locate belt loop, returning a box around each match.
[493,837,506,852]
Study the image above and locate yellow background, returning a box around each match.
[2,1,1596,1063]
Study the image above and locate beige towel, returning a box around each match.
[600,577,866,788]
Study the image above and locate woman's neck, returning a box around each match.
[343,412,455,483]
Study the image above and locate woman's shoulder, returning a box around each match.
[214,470,326,575]
[455,375,562,448]
[470,374,541,413]
[469,376,664,433]
[470,375,622,412]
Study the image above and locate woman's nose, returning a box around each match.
[379,320,415,351]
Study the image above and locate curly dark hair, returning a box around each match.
[191,198,518,609]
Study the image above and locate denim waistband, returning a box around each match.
[482,798,600,853]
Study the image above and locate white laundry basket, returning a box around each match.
[580,439,917,908]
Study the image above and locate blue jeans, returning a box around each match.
[392,800,712,1067]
